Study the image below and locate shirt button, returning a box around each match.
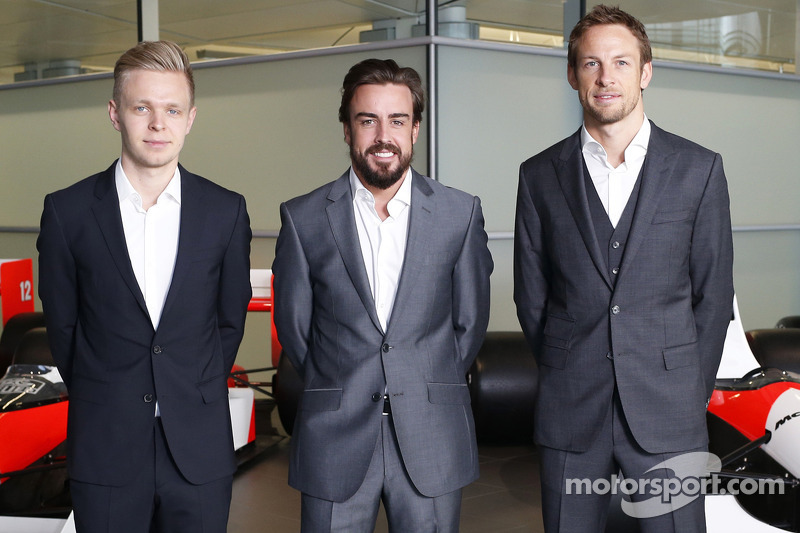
[612,241,621,249]
[382,343,392,353]
[153,345,162,354]
[612,267,620,275]
[143,394,154,403]
[611,305,620,315]
[372,393,382,402]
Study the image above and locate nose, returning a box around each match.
[149,112,165,131]
[597,65,613,87]
[374,121,390,144]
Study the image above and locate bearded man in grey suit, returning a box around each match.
[514,5,734,533]
[273,58,493,532]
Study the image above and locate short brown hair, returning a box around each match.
[339,59,425,125]
[567,5,652,70]
[113,41,195,106]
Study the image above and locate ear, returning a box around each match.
[567,64,579,90]
[185,106,197,135]
[108,100,121,132]
[640,61,653,90]
[343,122,352,145]
[411,121,420,145]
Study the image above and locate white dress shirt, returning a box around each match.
[350,167,412,332]
[115,161,181,330]
[581,116,651,227]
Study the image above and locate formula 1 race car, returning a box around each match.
[0,262,265,532]
[467,296,800,533]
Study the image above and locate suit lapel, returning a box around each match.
[326,173,384,334]
[555,131,613,290]
[91,163,149,316]
[160,166,205,322]
[384,170,433,337]
[619,123,677,278]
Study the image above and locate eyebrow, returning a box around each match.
[354,112,410,119]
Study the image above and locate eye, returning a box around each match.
[361,119,375,126]
[617,60,629,66]
[135,106,148,112]
[167,109,179,115]
[585,61,598,68]
[391,120,405,126]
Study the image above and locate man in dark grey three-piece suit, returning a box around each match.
[514,6,734,533]
[273,59,493,532]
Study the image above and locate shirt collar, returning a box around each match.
[349,167,413,211]
[580,115,651,165]
[115,160,182,206]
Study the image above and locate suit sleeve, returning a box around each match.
[272,202,313,377]
[217,195,252,374]
[452,196,493,372]
[513,164,551,356]
[690,153,735,398]
[36,194,78,387]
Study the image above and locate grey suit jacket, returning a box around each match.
[273,168,493,501]
[514,122,734,454]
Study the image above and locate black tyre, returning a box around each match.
[467,332,537,444]
[0,312,46,374]
[745,328,800,373]
[272,351,303,436]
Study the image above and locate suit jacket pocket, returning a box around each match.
[198,374,228,404]
[300,388,342,411]
[663,343,699,370]
[428,382,471,405]
[542,314,575,350]
[652,209,691,224]
[538,344,568,370]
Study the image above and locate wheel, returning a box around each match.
[745,328,800,373]
[12,328,54,366]
[467,332,537,444]
[0,312,46,374]
[272,351,303,436]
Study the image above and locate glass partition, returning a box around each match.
[0,0,796,87]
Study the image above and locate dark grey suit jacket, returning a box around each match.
[514,122,734,454]
[273,168,493,502]
[37,162,252,486]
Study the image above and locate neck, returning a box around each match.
[585,111,645,168]
[357,170,407,222]
[121,158,177,210]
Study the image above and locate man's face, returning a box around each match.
[108,69,196,176]
[344,83,419,190]
[567,24,652,128]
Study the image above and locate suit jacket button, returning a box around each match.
[611,305,620,315]
[153,345,162,354]
[382,343,392,353]
[372,393,382,402]
[143,394,154,403]
[612,241,621,249]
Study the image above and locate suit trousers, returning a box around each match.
[301,411,463,532]
[538,390,707,533]
[70,418,232,533]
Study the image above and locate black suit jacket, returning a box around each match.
[37,161,252,486]
[514,122,734,453]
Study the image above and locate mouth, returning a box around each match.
[593,93,620,103]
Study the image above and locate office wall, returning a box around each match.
[437,44,800,331]
[1,42,798,370]
[0,46,427,370]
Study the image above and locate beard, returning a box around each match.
[350,142,413,190]
[580,90,641,125]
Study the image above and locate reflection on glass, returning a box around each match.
[0,0,796,86]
